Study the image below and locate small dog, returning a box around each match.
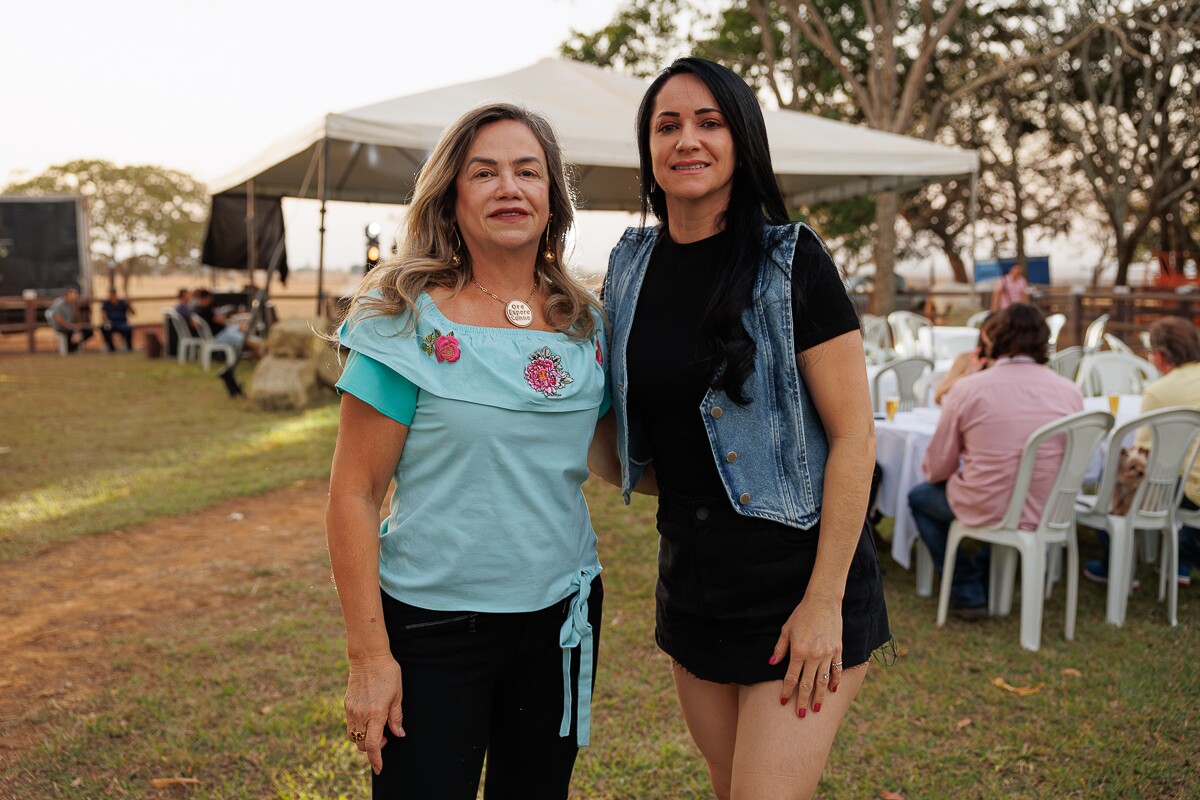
[1110,447,1148,515]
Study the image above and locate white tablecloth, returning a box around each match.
[1083,394,1142,482]
[918,326,979,360]
[873,408,942,567]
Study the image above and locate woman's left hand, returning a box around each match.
[770,592,843,717]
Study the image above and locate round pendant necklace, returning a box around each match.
[474,277,537,328]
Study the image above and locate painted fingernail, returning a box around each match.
[831,685,838,693]
[780,696,788,706]
[798,707,806,718]
[768,654,779,665]
[814,702,822,713]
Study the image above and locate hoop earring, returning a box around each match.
[450,226,462,267]
[542,213,555,265]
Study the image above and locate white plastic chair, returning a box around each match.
[1103,333,1133,355]
[163,309,201,364]
[1075,351,1159,397]
[937,410,1114,651]
[871,357,934,413]
[1048,346,1084,381]
[862,341,890,366]
[1045,313,1067,356]
[1075,407,1200,627]
[1083,313,1109,354]
[194,315,238,372]
[887,311,933,358]
[965,310,990,329]
[861,313,891,349]
[920,327,979,360]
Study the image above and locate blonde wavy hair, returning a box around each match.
[341,103,601,340]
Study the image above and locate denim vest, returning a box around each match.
[602,223,829,529]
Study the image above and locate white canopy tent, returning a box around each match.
[209,58,979,303]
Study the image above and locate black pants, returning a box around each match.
[374,578,603,800]
[55,325,94,352]
[101,323,133,351]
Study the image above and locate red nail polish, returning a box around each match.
[780,696,788,706]
[768,654,779,665]
[831,685,838,693]
[799,707,806,718]
[814,702,822,713]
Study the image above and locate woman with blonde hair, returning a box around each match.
[326,103,610,799]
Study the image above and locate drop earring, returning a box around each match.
[542,213,555,265]
[450,226,462,267]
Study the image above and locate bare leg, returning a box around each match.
[730,664,869,800]
[672,662,740,800]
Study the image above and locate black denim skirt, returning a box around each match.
[654,485,891,685]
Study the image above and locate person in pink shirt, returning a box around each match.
[907,304,1084,618]
[990,262,1030,311]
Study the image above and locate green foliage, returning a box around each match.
[4,159,209,271]
[559,0,694,78]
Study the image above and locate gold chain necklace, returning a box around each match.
[473,277,537,328]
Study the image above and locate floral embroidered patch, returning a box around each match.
[594,337,604,365]
[525,346,574,397]
[419,329,461,363]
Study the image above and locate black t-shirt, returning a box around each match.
[193,305,225,335]
[626,226,859,495]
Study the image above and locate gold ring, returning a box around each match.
[349,729,366,742]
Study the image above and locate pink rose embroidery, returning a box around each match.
[419,328,460,363]
[435,334,460,363]
[525,346,574,398]
[595,337,604,365]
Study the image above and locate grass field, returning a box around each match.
[0,354,1197,799]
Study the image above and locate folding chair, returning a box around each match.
[937,410,1113,651]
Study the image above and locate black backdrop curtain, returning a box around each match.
[201,195,289,285]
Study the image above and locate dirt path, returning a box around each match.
[0,478,331,767]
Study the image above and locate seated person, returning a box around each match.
[932,313,999,405]
[174,288,196,333]
[192,289,261,358]
[908,304,1084,619]
[46,285,94,353]
[1085,317,1200,587]
[100,288,135,351]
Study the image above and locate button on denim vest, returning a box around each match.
[603,223,829,529]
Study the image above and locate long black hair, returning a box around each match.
[637,57,790,404]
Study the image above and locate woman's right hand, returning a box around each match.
[344,654,406,775]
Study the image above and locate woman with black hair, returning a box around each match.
[598,57,892,798]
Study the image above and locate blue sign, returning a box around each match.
[974,256,1050,285]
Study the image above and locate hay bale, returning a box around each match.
[268,318,327,359]
[316,345,346,388]
[248,355,320,410]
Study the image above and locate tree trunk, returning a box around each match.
[1115,236,1137,287]
[873,193,902,316]
[873,192,899,314]
[946,248,968,283]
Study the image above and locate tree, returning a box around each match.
[5,159,208,293]
[559,0,695,78]
[1040,0,1200,285]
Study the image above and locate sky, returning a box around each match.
[0,0,645,275]
[0,0,1108,284]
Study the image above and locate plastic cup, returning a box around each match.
[1107,394,1120,416]
[885,396,900,422]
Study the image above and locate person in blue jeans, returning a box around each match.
[1084,316,1200,588]
[908,304,1084,619]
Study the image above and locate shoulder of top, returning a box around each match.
[620,225,657,241]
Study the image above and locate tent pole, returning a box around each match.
[246,178,257,292]
[316,138,329,317]
[968,170,978,300]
